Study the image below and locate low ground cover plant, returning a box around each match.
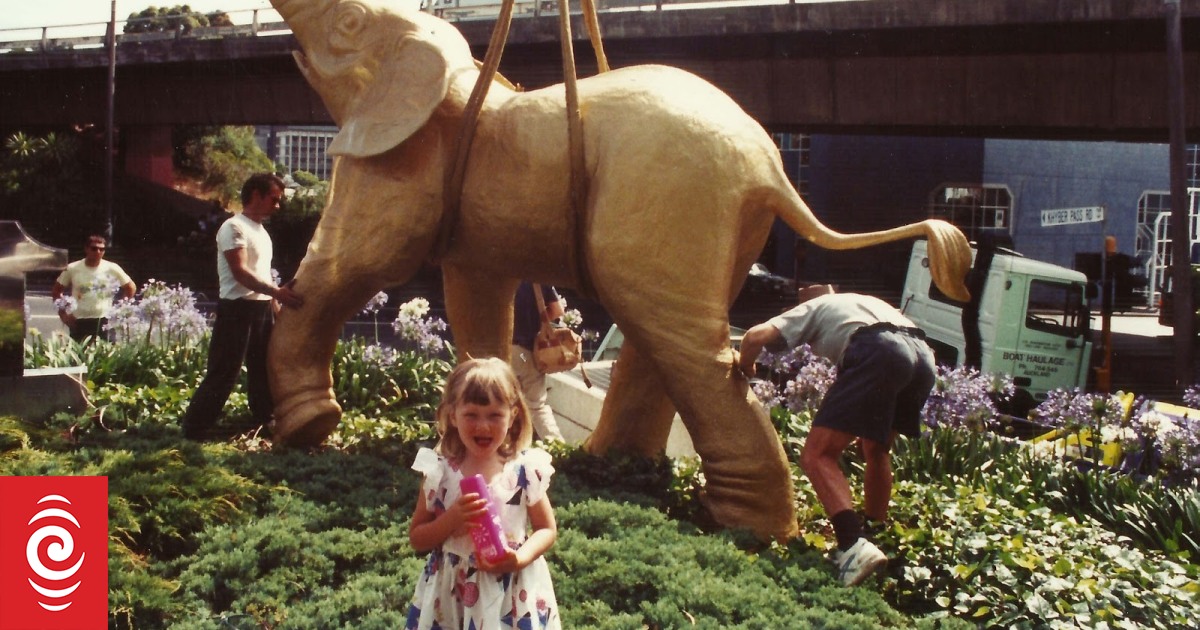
[11,286,1200,627]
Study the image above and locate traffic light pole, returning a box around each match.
[104,0,116,242]
[1166,0,1194,388]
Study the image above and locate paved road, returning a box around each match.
[25,293,67,340]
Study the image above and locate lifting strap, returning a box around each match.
[436,2,609,300]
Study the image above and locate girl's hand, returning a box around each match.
[476,548,521,574]
[446,492,489,537]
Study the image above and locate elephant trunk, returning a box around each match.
[269,304,343,447]
[269,239,380,447]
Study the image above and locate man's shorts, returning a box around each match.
[812,323,936,445]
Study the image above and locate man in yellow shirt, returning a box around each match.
[51,233,136,342]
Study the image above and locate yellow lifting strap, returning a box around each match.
[436,1,609,300]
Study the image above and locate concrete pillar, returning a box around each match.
[123,124,174,187]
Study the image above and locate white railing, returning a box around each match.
[0,7,289,54]
[0,0,858,53]
[1147,187,1200,307]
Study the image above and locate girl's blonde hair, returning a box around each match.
[435,357,533,462]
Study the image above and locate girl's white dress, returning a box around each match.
[405,447,561,630]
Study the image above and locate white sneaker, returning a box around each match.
[836,538,887,586]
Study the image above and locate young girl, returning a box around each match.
[405,357,561,630]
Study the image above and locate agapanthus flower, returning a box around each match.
[53,295,78,314]
[749,343,836,415]
[783,359,837,415]
[106,281,209,346]
[921,365,1012,432]
[752,379,781,409]
[1030,388,1124,432]
[398,297,431,319]
[561,308,584,330]
[1184,385,1200,408]
[1123,404,1200,482]
[361,291,389,315]
[392,298,449,357]
[82,273,121,300]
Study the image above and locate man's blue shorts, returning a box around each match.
[812,323,937,445]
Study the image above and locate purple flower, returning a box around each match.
[361,291,389,315]
[392,298,450,357]
[53,295,78,315]
[751,343,836,415]
[921,365,1013,432]
[105,280,209,346]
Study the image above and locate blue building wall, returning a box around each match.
[801,134,985,291]
[982,139,1169,269]
[769,134,1172,295]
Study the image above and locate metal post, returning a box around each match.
[1166,0,1193,387]
[104,0,117,242]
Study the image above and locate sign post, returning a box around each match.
[1040,206,1110,391]
[1040,206,1105,227]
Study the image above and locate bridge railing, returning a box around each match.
[0,0,810,54]
[0,7,290,55]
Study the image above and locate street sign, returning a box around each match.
[1041,206,1105,226]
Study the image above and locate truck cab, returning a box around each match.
[901,239,1093,414]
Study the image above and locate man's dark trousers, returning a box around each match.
[182,299,274,440]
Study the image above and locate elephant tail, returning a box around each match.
[768,184,972,302]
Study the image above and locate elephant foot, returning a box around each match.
[271,393,342,447]
[695,455,800,542]
[699,487,799,543]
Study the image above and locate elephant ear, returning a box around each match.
[328,36,449,157]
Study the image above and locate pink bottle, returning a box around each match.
[459,474,508,562]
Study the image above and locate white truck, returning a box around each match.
[900,239,1094,415]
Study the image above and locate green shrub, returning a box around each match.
[884,479,1200,627]
[13,330,1200,628]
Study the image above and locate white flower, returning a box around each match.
[398,297,430,319]
[561,308,584,329]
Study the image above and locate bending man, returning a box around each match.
[739,284,935,586]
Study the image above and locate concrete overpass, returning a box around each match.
[3,0,1200,140]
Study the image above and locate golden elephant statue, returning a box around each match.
[266,0,970,541]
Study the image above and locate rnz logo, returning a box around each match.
[27,494,88,611]
[0,476,108,630]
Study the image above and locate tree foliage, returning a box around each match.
[0,130,101,245]
[124,5,232,34]
[175,125,274,208]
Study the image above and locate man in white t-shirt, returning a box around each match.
[52,233,136,342]
[181,173,304,441]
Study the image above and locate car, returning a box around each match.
[744,262,795,297]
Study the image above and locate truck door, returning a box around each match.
[1013,279,1092,400]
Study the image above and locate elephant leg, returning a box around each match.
[442,266,518,362]
[585,341,677,457]
[620,320,797,542]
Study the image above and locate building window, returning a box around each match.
[772,132,809,196]
[928,184,1012,241]
[275,128,337,180]
[1188,144,1200,188]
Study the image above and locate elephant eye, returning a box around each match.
[333,2,368,42]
